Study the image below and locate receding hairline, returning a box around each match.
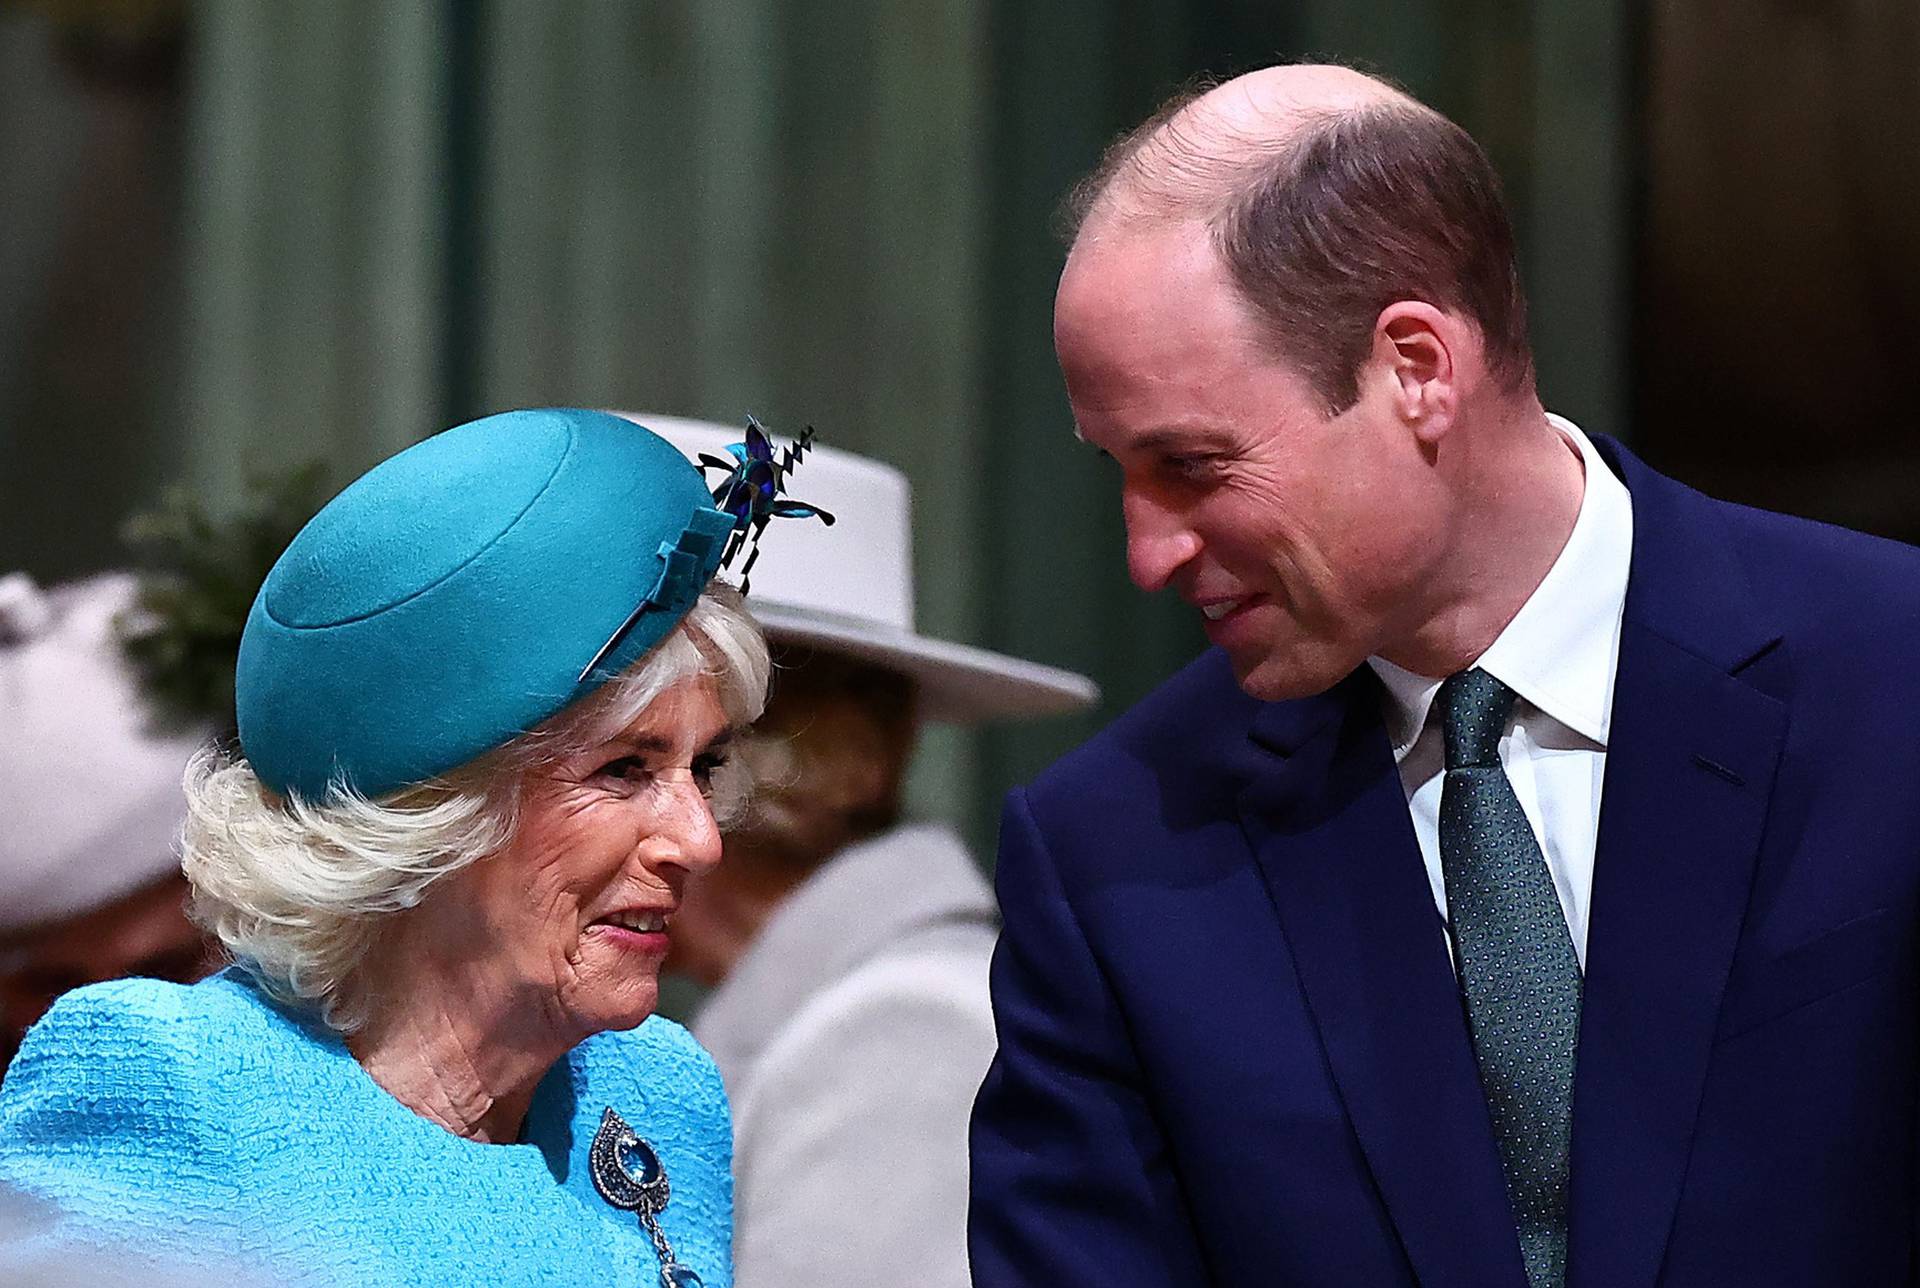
[1059,67,1536,411]
[1067,71,1440,243]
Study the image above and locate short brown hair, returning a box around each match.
[1068,92,1534,413]
[727,644,916,871]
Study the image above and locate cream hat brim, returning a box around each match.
[751,601,1098,725]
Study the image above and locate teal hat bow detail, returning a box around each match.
[574,415,831,680]
[576,506,736,682]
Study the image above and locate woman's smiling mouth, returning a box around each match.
[585,908,674,954]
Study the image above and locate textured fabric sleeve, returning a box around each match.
[731,944,995,1288]
[619,1017,736,1288]
[0,979,246,1259]
[968,787,1211,1286]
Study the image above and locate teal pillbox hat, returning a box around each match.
[235,408,734,802]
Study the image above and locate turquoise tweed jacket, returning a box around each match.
[0,971,733,1286]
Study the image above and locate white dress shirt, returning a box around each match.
[1366,415,1633,969]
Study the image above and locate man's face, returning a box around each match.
[1055,222,1449,700]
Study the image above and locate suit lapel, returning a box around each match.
[1568,439,1789,1288]
[1238,672,1530,1288]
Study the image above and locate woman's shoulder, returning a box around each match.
[579,1014,730,1130]
[9,975,216,1098]
[8,971,287,1078]
[0,972,307,1163]
[0,975,286,1250]
[594,1011,718,1069]
[574,1015,733,1276]
[26,968,270,1027]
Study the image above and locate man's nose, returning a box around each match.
[1123,488,1202,593]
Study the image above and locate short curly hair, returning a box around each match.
[180,585,768,1032]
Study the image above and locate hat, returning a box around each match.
[0,573,212,934]
[236,408,735,801]
[619,413,1100,724]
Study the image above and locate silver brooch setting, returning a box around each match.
[589,1106,704,1288]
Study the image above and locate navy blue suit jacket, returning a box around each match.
[970,439,1920,1286]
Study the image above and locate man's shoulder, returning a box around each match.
[1716,497,1920,600]
[1614,440,1920,626]
[1024,647,1268,817]
[1652,480,1920,659]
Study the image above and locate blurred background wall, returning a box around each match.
[2,0,1915,853]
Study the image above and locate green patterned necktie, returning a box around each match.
[1436,668,1581,1288]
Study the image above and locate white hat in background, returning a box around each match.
[0,573,213,934]
[615,414,1100,724]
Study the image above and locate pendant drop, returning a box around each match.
[590,1106,703,1288]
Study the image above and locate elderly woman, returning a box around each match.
[0,409,777,1287]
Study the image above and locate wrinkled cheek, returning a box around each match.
[1313,512,1417,606]
[1262,545,1340,624]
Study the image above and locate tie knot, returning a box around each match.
[1436,668,1516,769]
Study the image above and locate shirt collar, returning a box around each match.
[1367,414,1633,754]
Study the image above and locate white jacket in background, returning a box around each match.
[694,824,998,1288]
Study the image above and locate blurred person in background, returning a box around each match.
[1,468,326,1078]
[0,409,798,1286]
[0,571,218,1076]
[637,416,1098,1288]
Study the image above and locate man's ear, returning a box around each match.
[1371,301,1465,444]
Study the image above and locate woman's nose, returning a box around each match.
[661,777,724,873]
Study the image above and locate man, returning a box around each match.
[969,64,1920,1287]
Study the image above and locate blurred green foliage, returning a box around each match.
[116,464,330,733]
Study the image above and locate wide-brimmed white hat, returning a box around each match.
[0,572,213,934]
[615,414,1099,724]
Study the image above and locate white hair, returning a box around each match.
[182,585,768,1032]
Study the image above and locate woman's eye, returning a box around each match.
[596,756,650,783]
[594,753,728,796]
[691,753,730,796]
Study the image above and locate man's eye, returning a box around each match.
[1160,454,1216,481]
